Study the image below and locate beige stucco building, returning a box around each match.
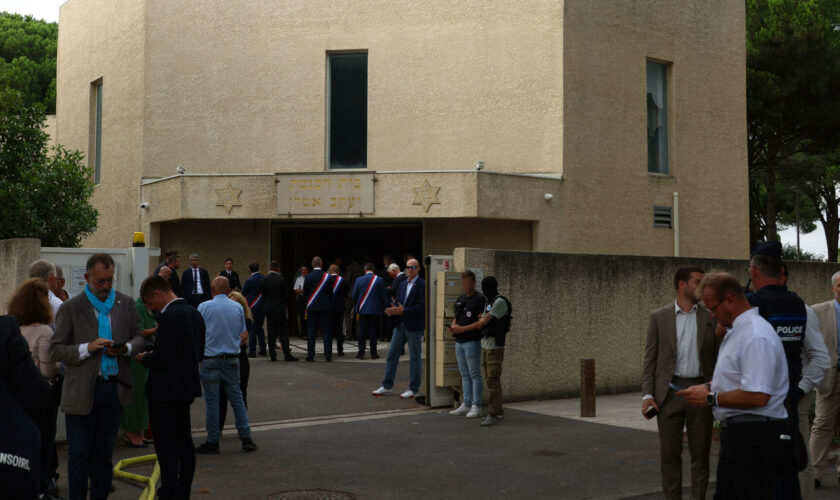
[55,0,749,273]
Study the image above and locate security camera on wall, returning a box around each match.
[139,202,150,209]
[176,164,186,174]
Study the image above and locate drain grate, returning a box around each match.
[268,491,355,500]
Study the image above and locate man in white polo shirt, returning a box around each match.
[679,272,797,498]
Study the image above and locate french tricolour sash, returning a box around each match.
[248,293,262,308]
[358,274,379,312]
[332,276,343,297]
[306,272,329,311]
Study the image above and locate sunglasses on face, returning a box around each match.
[407,266,419,270]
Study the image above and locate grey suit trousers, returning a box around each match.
[656,376,713,500]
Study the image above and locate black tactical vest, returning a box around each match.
[747,285,806,401]
[481,295,513,347]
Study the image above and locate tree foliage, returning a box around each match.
[746,0,840,255]
[0,12,57,113]
[0,89,98,247]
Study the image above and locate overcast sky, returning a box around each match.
[3,0,63,23]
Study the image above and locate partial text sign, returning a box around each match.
[276,173,374,215]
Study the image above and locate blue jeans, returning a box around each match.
[455,340,483,406]
[200,358,250,443]
[66,379,122,500]
[382,324,422,393]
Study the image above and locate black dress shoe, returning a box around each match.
[195,441,220,454]
[241,437,257,452]
[325,356,332,362]
[258,351,267,356]
[247,353,257,358]
[356,353,364,359]
[815,478,821,489]
[371,353,380,359]
[269,358,277,362]
[338,350,344,356]
[306,357,314,362]
[284,355,299,361]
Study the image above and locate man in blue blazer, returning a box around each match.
[353,262,387,359]
[181,254,211,308]
[241,262,266,357]
[303,256,334,362]
[373,258,425,399]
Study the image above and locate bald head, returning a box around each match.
[211,276,231,296]
[157,265,172,280]
[406,258,420,279]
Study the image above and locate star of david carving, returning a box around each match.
[412,179,441,213]
[215,184,242,213]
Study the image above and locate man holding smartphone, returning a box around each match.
[641,267,719,500]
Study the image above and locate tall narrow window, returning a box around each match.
[646,61,669,175]
[90,80,103,184]
[327,53,367,169]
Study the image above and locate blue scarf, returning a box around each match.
[84,284,118,380]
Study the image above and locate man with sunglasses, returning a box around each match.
[373,259,425,399]
[679,273,795,498]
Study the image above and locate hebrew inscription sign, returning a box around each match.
[277,172,374,215]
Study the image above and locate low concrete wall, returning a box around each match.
[0,239,41,313]
[454,248,840,402]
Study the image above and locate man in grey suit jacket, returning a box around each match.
[810,271,840,488]
[49,254,144,500]
[641,267,719,500]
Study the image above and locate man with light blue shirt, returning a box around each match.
[809,271,840,488]
[194,276,257,455]
[680,273,796,498]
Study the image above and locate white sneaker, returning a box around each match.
[400,390,417,399]
[449,404,470,416]
[371,386,392,396]
[465,405,482,418]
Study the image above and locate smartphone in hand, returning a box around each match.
[644,405,659,420]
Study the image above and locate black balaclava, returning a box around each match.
[481,276,498,300]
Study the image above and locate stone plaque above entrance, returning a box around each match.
[276,172,374,215]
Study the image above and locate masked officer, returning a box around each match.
[747,241,830,498]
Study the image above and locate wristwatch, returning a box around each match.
[706,392,718,407]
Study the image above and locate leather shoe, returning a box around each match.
[325,356,332,362]
[338,351,344,356]
[306,357,314,362]
[284,355,299,361]
[258,351,267,356]
[356,353,364,359]
[241,437,257,452]
[195,441,220,454]
[371,353,380,359]
[248,353,256,358]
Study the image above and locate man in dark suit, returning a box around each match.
[383,263,406,342]
[641,267,719,500]
[219,257,242,291]
[155,251,182,297]
[241,262,266,357]
[353,263,387,359]
[181,254,211,308]
[136,276,205,500]
[329,264,349,356]
[49,253,145,500]
[303,256,334,362]
[261,261,297,362]
[373,258,425,399]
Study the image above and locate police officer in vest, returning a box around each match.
[747,241,830,498]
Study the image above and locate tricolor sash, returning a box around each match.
[358,274,379,313]
[306,272,329,311]
[332,275,343,298]
[248,293,262,309]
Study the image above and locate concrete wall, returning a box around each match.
[554,0,749,259]
[157,219,271,281]
[0,239,42,313]
[455,248,840,402]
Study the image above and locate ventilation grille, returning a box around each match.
[653,206,672,228]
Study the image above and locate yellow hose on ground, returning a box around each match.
[113,454,160,500]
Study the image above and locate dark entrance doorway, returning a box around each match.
[270,221,422,337]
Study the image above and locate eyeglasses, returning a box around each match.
[407,266,419,270]
[92,278,114,286]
